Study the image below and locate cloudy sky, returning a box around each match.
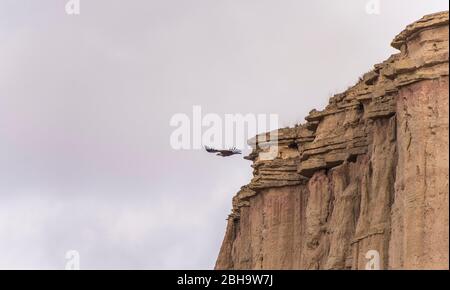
[0,0,448,269]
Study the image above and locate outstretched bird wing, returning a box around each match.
[205,146,220,153]
[219,147,242,156]
[228,147,242,155]
[205,146,241,156]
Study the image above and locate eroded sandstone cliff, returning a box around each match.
[215,11,449,270]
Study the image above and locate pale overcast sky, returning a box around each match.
[0,0,448,269]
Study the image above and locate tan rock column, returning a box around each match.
[389,18,449,269]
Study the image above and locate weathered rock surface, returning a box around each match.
[215,11,449,270]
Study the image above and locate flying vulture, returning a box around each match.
[205,146,242,157]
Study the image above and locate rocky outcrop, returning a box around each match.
[215,11,449,270]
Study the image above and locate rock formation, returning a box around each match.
[215,11,449,270]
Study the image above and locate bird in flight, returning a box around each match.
[205,146,242,157]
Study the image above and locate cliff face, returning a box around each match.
[215,12,449,270]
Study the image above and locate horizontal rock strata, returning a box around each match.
[215,11,449,270]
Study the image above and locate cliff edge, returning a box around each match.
[215,11,449,270]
